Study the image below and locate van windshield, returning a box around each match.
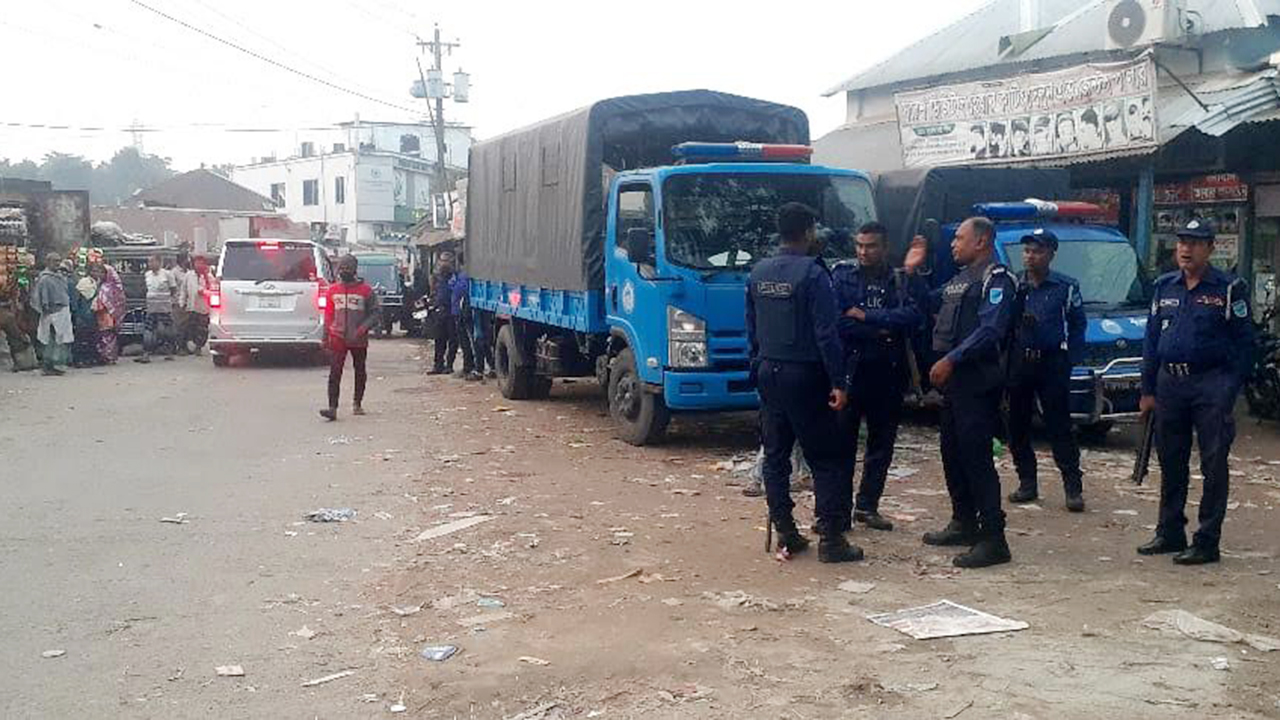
[1003,240,1147,307]
[360,263,401,291]
[221,243,317,282]
[662,173,874,271]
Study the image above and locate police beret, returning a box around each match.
[1176,219,1215,241]
[1019,228,1059,250]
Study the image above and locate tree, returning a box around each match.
[0,147,176,204]
[0,158,41,180]
[38,152,95,193]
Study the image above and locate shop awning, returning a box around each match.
[1160,68,1280,139]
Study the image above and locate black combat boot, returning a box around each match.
[1008,483,1038,503]
[953,528,1012,569]
[772,517,810,556]
[1172,544,1219,565]
[818,533,865,563]
[1137,535,1187,556]
[922,519,978,547]
[854,509,894,531]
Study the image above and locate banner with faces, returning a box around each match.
[895,55,1157,169]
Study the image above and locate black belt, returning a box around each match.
[1162,362,1220,377]
[1020,348,1065,362]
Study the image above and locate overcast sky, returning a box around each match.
[1,0,988,170]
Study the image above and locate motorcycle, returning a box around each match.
[1244,306,1280,421]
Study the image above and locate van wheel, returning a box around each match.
[608,347,670,446]
[212,353,230,368]
[530,375,553,399]
[495,324,533,400]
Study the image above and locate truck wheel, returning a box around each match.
[1077,421,1113,444]
[530,375,553,399]
[608,347,670,446]
[495,324,533,400]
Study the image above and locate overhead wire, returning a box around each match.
[126,0,423,115]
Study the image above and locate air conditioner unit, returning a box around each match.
[1105,0,1185,51]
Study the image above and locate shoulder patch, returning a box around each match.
[1233,299,1249,318]
[1070,287,1083,307]
[988,287,1004,305]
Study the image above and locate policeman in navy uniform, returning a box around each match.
[1138,219,1255,565]
[746,202,863,563]
[909,216,1018,568]
[832,221,926,532]
[1006,228,1087,512]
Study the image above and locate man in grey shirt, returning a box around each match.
[31,252,73,376]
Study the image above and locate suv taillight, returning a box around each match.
[317,280,328,310]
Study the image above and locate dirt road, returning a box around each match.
[3,339,1278,718]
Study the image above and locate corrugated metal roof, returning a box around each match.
[824,0,1280,95]
[1160,68,1280,137]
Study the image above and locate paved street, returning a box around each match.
[3,339,1280,718]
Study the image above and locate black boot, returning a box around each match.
[818,533,864,563]
[953,529,1012,569]
[772,518,810,556]
[1137,535,1187,556]
[1064,493,1085,513]
[854,509,894,531]
[1008,484,1038,503]
[922,519,978,547]
[1172,544,1219,565]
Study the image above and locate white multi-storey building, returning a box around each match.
[232,119,471,249]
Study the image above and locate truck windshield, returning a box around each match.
[662,173,874,271]
[1003,240,1146,307]
[360,263,400,291]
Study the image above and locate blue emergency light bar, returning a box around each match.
[671,142,813,162]
[974,199,1105,221]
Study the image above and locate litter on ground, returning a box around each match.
[867,600,1029,640]
[1141,609,1280,652]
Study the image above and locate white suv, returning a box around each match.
[210,239,332,367]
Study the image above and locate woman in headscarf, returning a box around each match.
[92,263,126,364]
[71,265,100,367]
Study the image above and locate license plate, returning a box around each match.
[258,296,281,309]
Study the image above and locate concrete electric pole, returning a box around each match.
[415,25,462,196]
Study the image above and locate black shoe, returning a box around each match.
[318,408,337,421]
[854,510,894,532]
[1008,486,1039,503]
[772,518,810,556]
[953,534,1012,568]
[427,367,448,375]
[818,534,865,563]
[1137,535,1187,555]
[1065,494,1085,513]
[352,405,366,416]
[465,371,482,382]
[1173,545,1220,565]
[922,520,978,547]
[41,367,65,376]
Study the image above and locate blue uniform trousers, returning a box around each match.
[940,386,1006,532]
[1155,368,1236,550]
[840,363,905,516]
[1006,352,1083,494]
[757,359,852,532]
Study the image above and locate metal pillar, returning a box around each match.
[1135,165,1155,266]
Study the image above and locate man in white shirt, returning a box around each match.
[171,256,191,355]
[137,254,177,363]
[183,256,214,357]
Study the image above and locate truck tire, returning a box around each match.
[495,323,534,400]
[608,347,670,446]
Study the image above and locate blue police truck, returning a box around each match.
[946,200,1150,436]
[466,91,877,445]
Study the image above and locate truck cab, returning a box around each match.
[954,201,1149,433]
[605,147,875,421]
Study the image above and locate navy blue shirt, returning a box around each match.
[746,247,846,388]
[1015,270,1086,365]
[831,261,925,370]
[1142,267,1255,395]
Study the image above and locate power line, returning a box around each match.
[0,121,356,133]
[126,0,421,115]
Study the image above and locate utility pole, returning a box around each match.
[416,25,460,196]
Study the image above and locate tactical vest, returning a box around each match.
[751,255,822,364]
[932,262,1011,392]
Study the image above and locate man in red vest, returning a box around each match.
[320,254,381,421]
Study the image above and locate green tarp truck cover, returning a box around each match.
[466,89,809,291]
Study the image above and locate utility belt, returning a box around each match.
[1162,361,1222,378]
[1019,347,1066,363]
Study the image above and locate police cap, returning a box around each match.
[1019,228,1059,251]
[1175,218,1215,242]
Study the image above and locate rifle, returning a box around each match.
[1132,410,1156,485]
[900,219,939,399]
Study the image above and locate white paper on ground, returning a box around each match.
[866,600,1029,640]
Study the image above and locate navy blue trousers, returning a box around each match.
[841,363,906,515]
[1006,352,1082,494]
[1155,368,1237,550]
[940,387,1006,532]
[757,359,853,532]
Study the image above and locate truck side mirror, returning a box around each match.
[624,227,654,265]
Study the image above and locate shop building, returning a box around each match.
[816,0,1280,312]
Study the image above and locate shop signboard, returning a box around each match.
[895,55,1157,168]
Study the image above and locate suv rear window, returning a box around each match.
[221,242,317,282]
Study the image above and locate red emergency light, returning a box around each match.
[974,199,1106,221]
[671,142,814,163]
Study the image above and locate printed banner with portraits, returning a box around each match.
[894,56,1157,168]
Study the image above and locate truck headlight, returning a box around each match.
[668,306,708,369]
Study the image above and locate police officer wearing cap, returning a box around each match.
[832,221,927,532]
[1138,219,1255,565]
[1006,228,1087,512]
[908,216,1018,568]
[747,202,863,564]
